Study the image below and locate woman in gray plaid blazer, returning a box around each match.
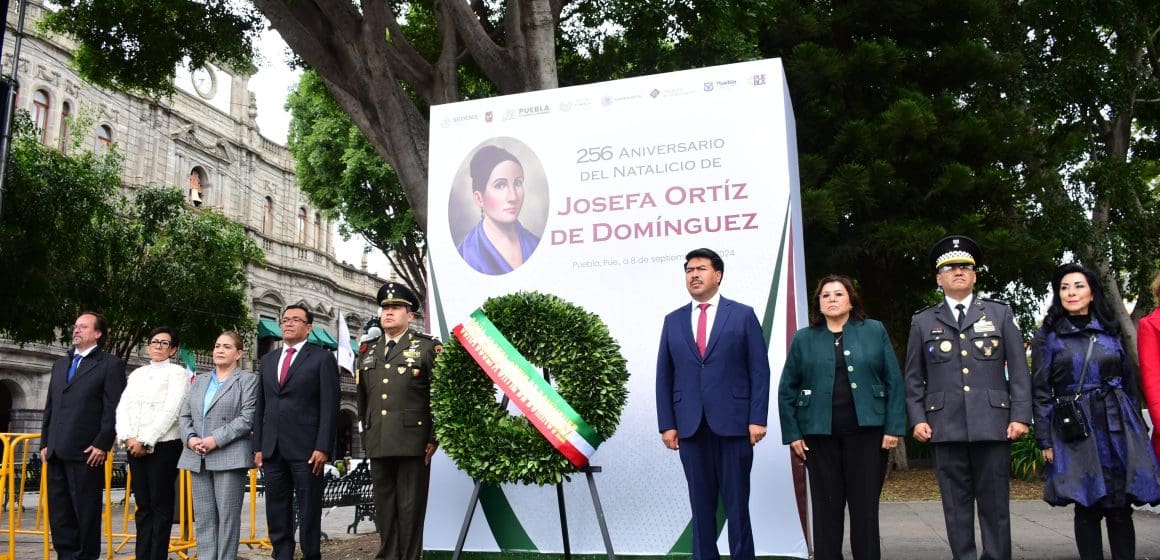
[178,331,259,560]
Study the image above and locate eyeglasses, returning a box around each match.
[938,264,975,274]
[147,339,173,347]
[280,317,308,325]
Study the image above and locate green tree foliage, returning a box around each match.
[0,117,264,360]
[1015,0,1160,358]
[32,0,1160,352]
[0,117,120,342]
[286,70,427,300]
[570,0,1060,340]
[40,0,261,97]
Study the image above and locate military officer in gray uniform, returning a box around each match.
[357,282,441,560]
[905,235,1032,560]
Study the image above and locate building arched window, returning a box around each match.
[297,207,308,244]
[313,212,323,249]
[58,102,71,152]
[32,90,49,143]
[263,196,275,234]
[188,168,205,207]
[95,124,113,156]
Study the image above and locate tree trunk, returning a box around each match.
[254,0,567,234]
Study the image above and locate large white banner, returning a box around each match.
[424,59,808,557]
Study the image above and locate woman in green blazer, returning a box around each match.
[777,275,906,560]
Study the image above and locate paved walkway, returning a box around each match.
[861,500,1160,559]
[3,497,1159,558]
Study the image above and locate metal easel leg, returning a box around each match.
[584,466,616,560]
[556,481,572,560]
[451,480,484,560]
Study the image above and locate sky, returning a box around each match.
[249,28,394,280]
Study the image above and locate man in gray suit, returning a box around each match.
[905,235,1032,560]
[357,282,440,560]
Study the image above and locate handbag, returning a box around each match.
[1052,335,1096,443]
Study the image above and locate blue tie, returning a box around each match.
[67,354,83,382]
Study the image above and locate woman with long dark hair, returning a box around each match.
[777,275,906,559]
[1032,263,1160,560]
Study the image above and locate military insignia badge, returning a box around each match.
[973,319,996,334]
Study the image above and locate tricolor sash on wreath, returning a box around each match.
[453,309,602,467]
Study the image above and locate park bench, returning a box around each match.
[297,460,375,539]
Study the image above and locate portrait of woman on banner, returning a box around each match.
[450,139,549,275]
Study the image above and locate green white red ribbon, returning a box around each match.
[453,309,602,467]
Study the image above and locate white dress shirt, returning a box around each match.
[689,292,723,347]
[944,294,974,324]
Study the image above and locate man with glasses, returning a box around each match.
[255,304,340,560]
[905,235,1031,560]
[40,311,127,560]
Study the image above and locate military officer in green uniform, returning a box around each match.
[357,282,441,560]
[904,235,1031,560]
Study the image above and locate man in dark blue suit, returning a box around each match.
[255,304,340,560]
[41,311,126,560]
[656,248,771,560]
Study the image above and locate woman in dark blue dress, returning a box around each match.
[1032,263,1160,560]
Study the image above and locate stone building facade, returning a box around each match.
[0,1,388,458]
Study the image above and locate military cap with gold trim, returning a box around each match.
[929,235,981,270]
[377,282,420,311]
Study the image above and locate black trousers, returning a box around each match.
[370,456,431,560]
[264,450,324,560]
[1074,505,1135,560]
[46,457,105,560]
[127,440,182,560]
[931,441,1011,560]
[803,429,887,560]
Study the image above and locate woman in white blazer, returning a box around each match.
[116,326,190,560]
[178,331,258,560]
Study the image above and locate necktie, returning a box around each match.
[955,303,966,329]
[386,340,397,355]
[278,347,296,387]
[696,303,710,358]
[66,353,83,382]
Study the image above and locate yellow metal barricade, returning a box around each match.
[0,434,273,559]
[241,467,272,550]
[0,433,51,560]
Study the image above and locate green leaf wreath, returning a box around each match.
[432,291,630,485]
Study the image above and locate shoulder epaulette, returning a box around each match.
[411,330,441,343]
[980,297,1009,306]
[913,304,936,315]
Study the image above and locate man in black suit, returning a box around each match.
[40,311,127,560]
[255,304,340,560]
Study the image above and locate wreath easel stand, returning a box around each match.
[450,373,615,560]
[433,292,628,560]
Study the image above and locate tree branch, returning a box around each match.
[442,0,523,93]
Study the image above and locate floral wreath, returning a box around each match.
[432,291,629,485]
